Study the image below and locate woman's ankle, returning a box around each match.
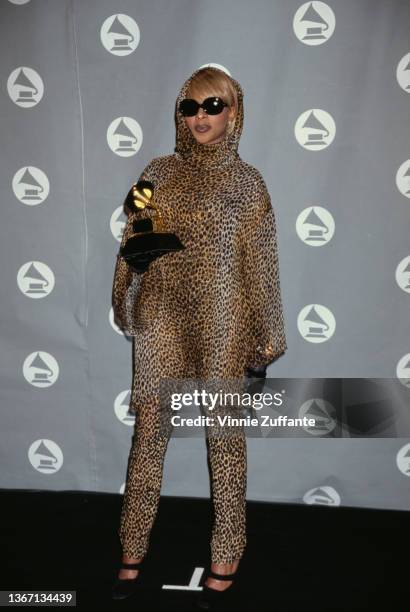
[205,557,240,591]
[122,554,144,563]
[211,557,240,572]
[118,553,144,579]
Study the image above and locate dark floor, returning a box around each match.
[1,490,407,611]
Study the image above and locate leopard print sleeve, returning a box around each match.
[242,179,287,369]
[112,163,153,334]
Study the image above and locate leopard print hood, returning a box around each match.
[173,66,244,170]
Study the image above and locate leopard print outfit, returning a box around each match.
[112,67,287,563]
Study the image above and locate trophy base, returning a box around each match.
[120,232,185,273]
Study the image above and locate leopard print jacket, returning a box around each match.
[112,66,287,377]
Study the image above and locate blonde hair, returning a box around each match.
[186,68,237,134]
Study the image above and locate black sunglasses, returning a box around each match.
[178,96,229,117]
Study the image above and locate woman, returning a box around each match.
[111,66,287,608]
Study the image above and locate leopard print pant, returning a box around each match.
[118,328,247,565]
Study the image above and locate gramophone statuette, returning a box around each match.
[120,179,185,273]
[130,180,166,233]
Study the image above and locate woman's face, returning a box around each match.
[184,95,236,145]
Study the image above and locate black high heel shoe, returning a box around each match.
[111,559,144,600]
[196,566,240,610]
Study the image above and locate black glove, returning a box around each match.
[245,365,268,379]
[242,365,268,418]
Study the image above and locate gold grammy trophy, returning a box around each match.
[120,180,185,273]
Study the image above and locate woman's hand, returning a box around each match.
[245,364,267,379]
[242,365,267,418]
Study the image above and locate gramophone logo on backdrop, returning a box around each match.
[28,439,63,474]
[396,53,410,93]
[396,443,410,476]
[100,14,140,55]
[300,398,337,435]
[296,206,335,244]
[13,167,50,205]
[17,262,55,298]
[114,390,135,426]
[23,351,59,387]
[303,486,340,506]
[295,109,336,150]
[111,206,127,243]
[396,160,410,198]
[107,117,143,156]
[395,256,410,293]
[298,305,336,342]
[396,354,410,389]
[293,2,335,45]
[7,67,44,107]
